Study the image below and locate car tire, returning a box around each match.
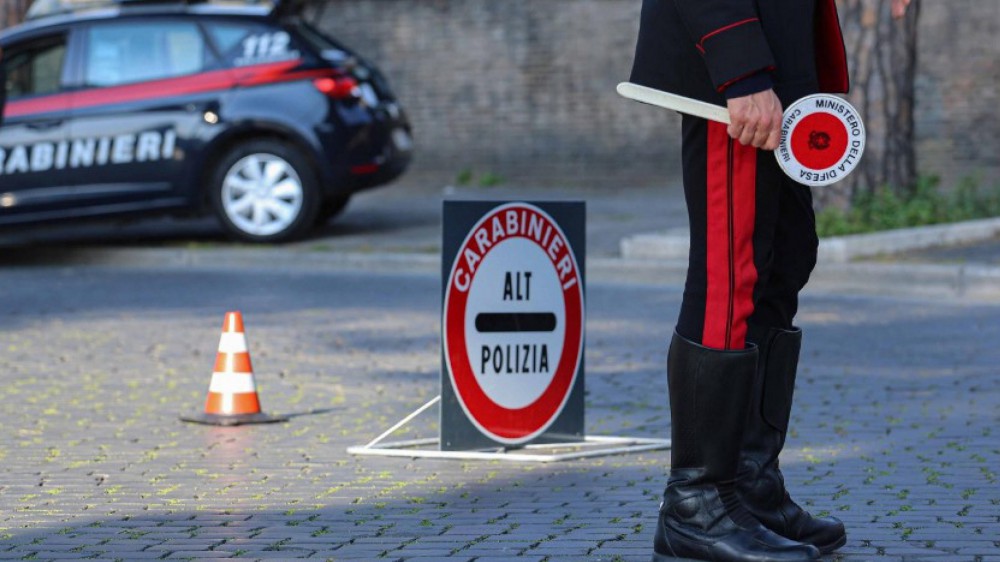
[315,195,351,226]
[210,139,320,243]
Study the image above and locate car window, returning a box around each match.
[288,22,352,65]
[85,21,208,87]
[4,35,68,99]
[204,21,302,67]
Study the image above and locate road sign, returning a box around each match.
[441,201,585,450]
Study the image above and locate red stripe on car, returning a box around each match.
[4,59,337,119]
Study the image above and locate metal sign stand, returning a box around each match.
[349,201,670,463]
[347,396,671,463]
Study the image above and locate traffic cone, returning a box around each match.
[181,311,288,426]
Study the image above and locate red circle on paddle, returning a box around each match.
[789,112,849,171]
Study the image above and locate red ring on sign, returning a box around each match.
[790,112,849,171]
[443,204,584,443]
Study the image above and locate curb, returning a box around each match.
[590,258,1000,302]
[807,260,1000,301]
[621,217,1000,263]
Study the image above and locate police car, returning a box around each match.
[0,0,412,243]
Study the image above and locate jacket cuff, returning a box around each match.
[722,71,774,99]
[697,18,776,93]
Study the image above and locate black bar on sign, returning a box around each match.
[475,312,557,333]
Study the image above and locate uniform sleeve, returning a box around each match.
[671,0,776,93]
[723,70,774,99]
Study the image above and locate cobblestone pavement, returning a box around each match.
[0,263,997,561]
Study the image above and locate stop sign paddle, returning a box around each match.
[616,82,865,187]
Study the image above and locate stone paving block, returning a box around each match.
[15,553,95,560]
[523,544,601,557]
[146,541,227,551]
[80,541,161,551]
[387,546,458,557]
[236,549,318,559]
[160,552,235,559]
[956,546,1000,556]
[94,550,171,559]
[313,544,390,558]
[472,554,549,562]
[456,543,536,557]
[397,557,478,562]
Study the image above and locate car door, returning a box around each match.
[0,31,76,222]
[66,18,224,211]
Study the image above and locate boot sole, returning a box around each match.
[817,533,848,555]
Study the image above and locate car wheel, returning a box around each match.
[210,139,320,243]
[315,195,351,226]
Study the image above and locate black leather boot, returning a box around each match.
[652,332,819,562]
[737,326,847,554]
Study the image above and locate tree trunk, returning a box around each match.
[819,0,921,209]
[1,0,33,29]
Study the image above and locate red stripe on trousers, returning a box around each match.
[703,122,758,350]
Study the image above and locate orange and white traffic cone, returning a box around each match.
[181,311,288,426]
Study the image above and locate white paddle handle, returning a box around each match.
[616,82,732,125]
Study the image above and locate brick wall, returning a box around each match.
[0,0,32,30]
[914,0,1000,190]
[309,0,995,189]
[313,0,680,186]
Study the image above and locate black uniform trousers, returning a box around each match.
[675,115,818,351]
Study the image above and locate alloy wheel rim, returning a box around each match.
[222,153,304,237]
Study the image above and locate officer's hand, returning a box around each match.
[891,0,911,19]
[726,89,783,151]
